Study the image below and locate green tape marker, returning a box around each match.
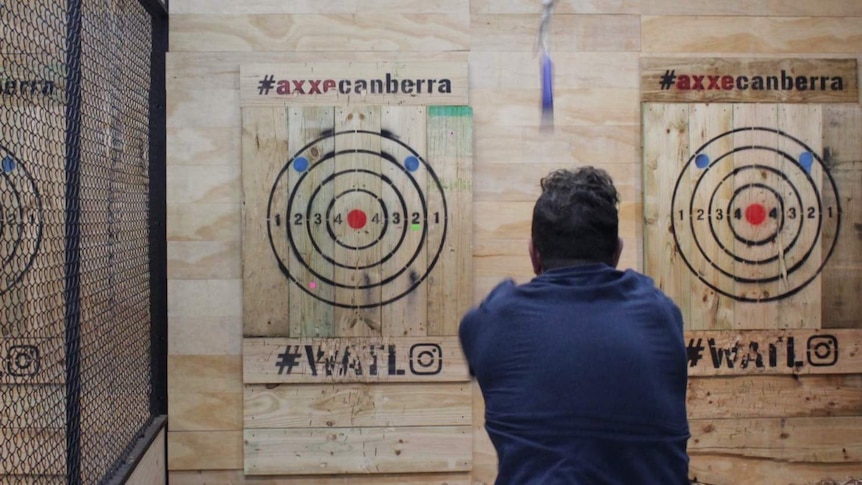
[429,106,472,117]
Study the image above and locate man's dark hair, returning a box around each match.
[531,166,620,267]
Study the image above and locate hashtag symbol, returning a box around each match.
[659,70,676,90]
[258,74,275,95]
[275,345,302,375]
[686,338,705,367]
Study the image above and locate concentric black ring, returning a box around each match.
[671,127,841,302]
[0,144,43,295]
[267,130,448,308]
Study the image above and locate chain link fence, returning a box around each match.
[0,0,166,483]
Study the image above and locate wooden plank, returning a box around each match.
[470,14,640,52]
[244,383,471,428]
[286,107,336,338]
[169,470,472,485]
[170,0,468,14]
[426,106,472,336]
[643,103,692,325]
[333,106,383,337]
[166,52,469,91]
[472,124,639,168]
[166,89,239,128]
[469,51,640,90]
[168,430,244,470]
[822,105,862,329]
[641,58,858,104]
[689,416,862,463]
[126,428,166,485]
[470,88,639,128]
[642,16,862,54]
[166,202,240,242]
[687,374,862,419]
[168,355,242,431]
[685,103,734,330]
[776,104,823,329]
[167,125,238,166]
[379,106,429,337]
[690,454,862,485]
[684,329,861,376]
[471,0,641,14]
[730,104,780,329]
[474,162,638,203]
[645,0,862,16]
[166,165,241,205]
[244,426,471,475]
[168,279,242,346]
[241,107,291,337]
[240,63,468,107]
[167,240,241,280]
[169,14,469,52]
[242,336,469,383]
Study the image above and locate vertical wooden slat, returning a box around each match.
[731,104,779,329]
[821,105,862,329]
[241,107,290,337]
[777,104,822,329]
[334,106,382,337]
[380,106,428,337]
[643,103,692,325]
[287,107,335,338]
[426,106,473,336]
[687,103,734,330]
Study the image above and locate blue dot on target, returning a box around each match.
[293,157,310,172]
[404,156,420,172]
[1,156,15,173]
[695,153,710,169]
[799,152,814,174]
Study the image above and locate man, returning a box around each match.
[459,167,690,484]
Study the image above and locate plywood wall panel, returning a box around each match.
[244,383,470,429]
[244,426,471,475]
[167,126,239,166]
[469,52,640,89]
[168,355,243,430]
[168,240,241,280]
[471,14,640,52]
[473,124,639,166]
[166,203,240,242]
[170,470,472,485]
[643,16,862,54]
[688,375,862,420]
[689,416,862,463]
[471,88,639,127]
[167,89,240,128]
[170,0,468,15]
[471,0,641,15]
[474,163,639,202]
[170,14,470,52]
[167,52,469,91]
[690,457,862,485]
[168,431,244,470]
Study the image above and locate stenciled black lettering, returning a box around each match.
[304,345,318,376]
[708,338,738,368]
[339,79,351,94]
[831,77,844,90]
[388,344,406,376]
[370,78,383,94]
[740,342,765,369]
[438,78,451,93]
[354,79,368,94]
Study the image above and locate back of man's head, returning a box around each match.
[531,166,620,268]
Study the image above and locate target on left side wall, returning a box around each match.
[0,144,43,295]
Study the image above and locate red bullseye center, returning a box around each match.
[745,203,767,226]
[347,209,367,229]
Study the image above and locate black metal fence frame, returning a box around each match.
[62,0,168,483]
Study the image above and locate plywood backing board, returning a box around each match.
[241,103,473,475]
[644,103,849,330]
[242,106,472,339]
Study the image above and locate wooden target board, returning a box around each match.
[240,71,473,476]
[644,103,857,330]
